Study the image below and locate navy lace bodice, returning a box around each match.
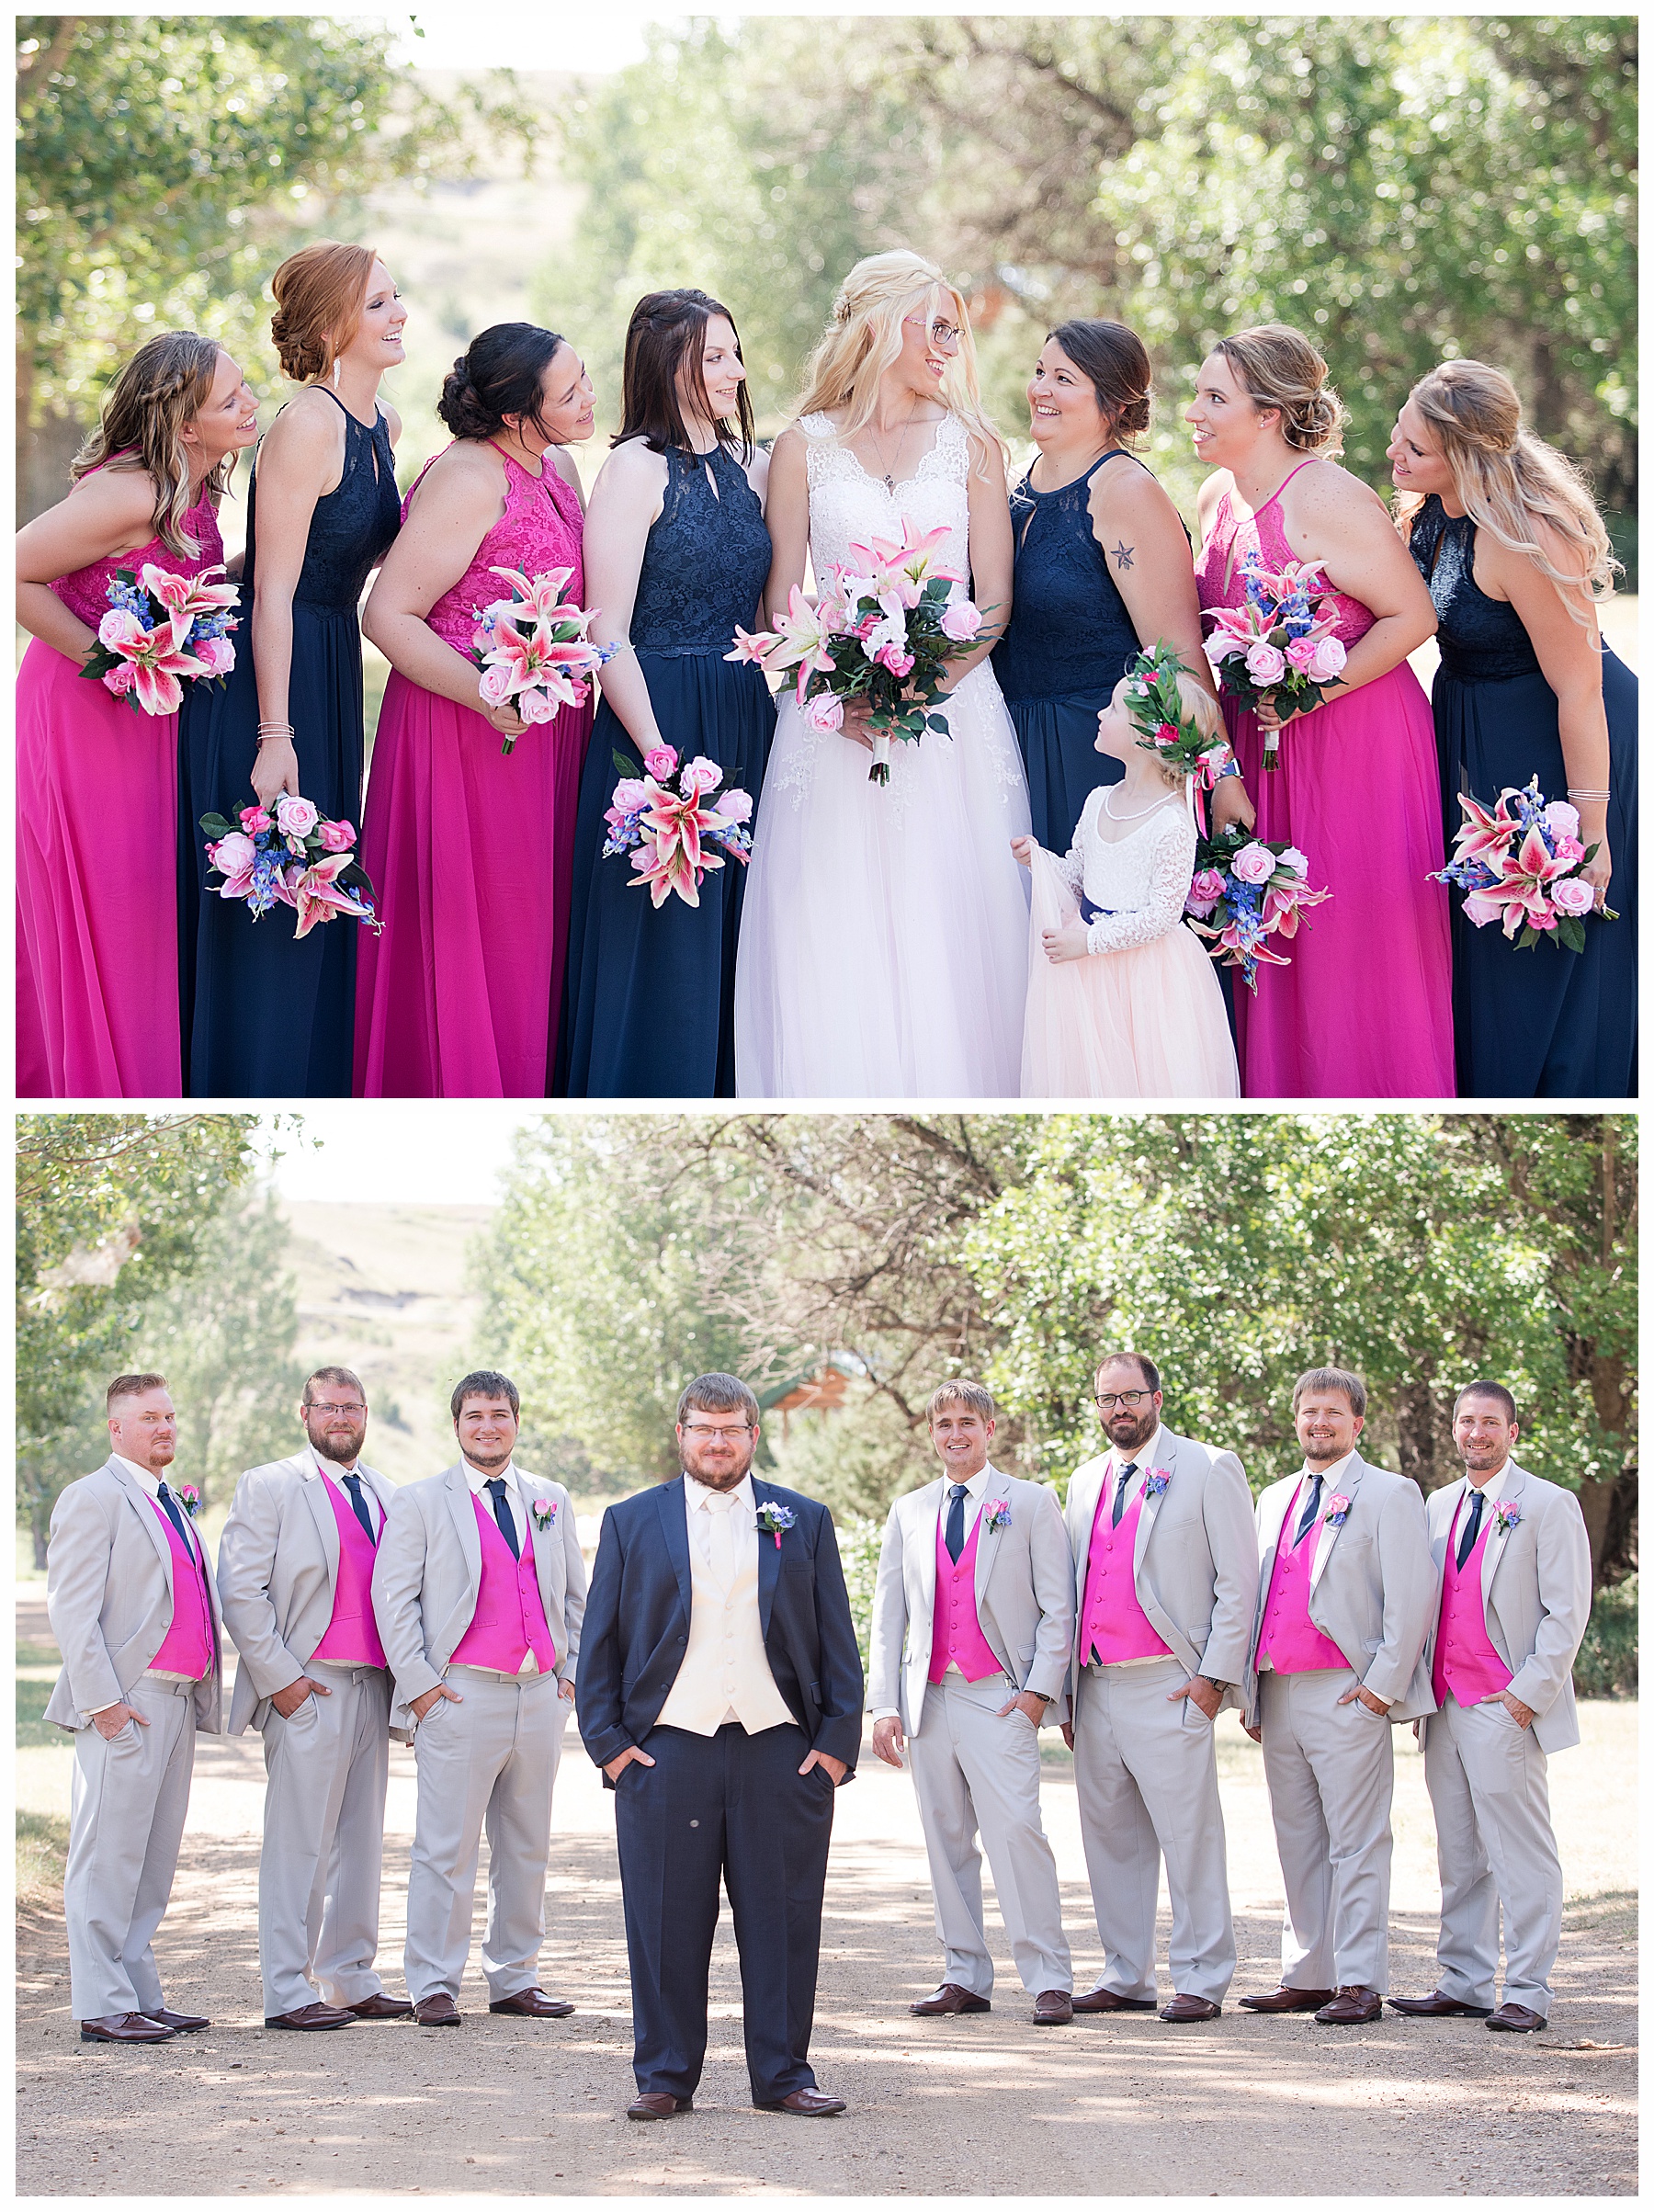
[1409,494,1544,685]
[244,390,401,614]
[991,449,1147,701]
[629,442,771,655]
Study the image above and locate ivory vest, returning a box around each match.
[449,1493,554,1674]
[655,1494,794,1734]
[310,1473,388,1669]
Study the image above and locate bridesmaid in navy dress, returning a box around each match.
[992,320,1252,852]
[558,289,775,1097]
[179,242,403,1095]
[1392,359,1636,1096]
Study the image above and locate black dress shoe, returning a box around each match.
[489,1987,576,2017]
[80,2013,175,2043]
[1239,1985,1336,2013]
[141,2007,210,2032]
[629,2092,694,2120]
[266,2002,357,2030]
[756,2088,846,2116]
[1071,1985,1158,2013]
[1160,1994,1221,2022]
[1388,1990,1494,2018]
[909,1983,991,2014]
[414,1992,462,2026]
[1487,2002,1546,2032]
[342,1993,414,2020]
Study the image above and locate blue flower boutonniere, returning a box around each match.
[983,1499,1012,1533]
[531,1498,557,1531]
[1325,1492,1353,1529]
[756,1502,797,1548]
[1141,1469,1171,1502]
[178,1484,202,1517]
[1493,1500,1522,1537]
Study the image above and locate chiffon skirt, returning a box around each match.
[1226,662,1454,1098]
[1434,649,1637,1097]
[1021,847,1239,1098]
[354,672,589,1096]
[734,661,1032,1097]
[17,638,181,1096]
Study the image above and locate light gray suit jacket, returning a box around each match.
[217,1446,402,1735]
[44,1457,224,1734]
[1062,1428,1259,1711]
[371,1462,586,1740]
[1419,1461,1592,1755]
[1243,1453,1435,1728]
[868,1466,1074,1734]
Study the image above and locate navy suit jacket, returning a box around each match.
[576,1476,864,1786]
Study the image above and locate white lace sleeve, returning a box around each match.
[1082,806,1196,956]
[1051,815,1088,900]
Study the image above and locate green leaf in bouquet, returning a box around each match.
[926,714,951,733]
[612,748,640,777]
[198,813,237,837]
[1558,916,1586,954]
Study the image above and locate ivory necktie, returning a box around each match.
[706,1490,737,1590]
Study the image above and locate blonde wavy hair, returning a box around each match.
[1395,359,1618,624]
[792,249,1005,478]
[1214,324,1347,455]
[70,331,232,559]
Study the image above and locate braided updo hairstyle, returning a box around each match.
[1047,320,1153,444]
[437,324,567,441]
[1214,324,1347,454]
[69,330,230,557]
[269,241,379,384]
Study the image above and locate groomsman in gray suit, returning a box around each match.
[372,1370,585,2026]
[1060,1352,1258,2022]
[46,1373,223,2044]
[218,1367,409,2030]
[1391,1381,1592,2034]
[1240,1367,1434,2025]
[870,1380,1076,2024]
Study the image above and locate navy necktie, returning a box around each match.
[944,1483,968,1563]
[155,1480,194,1556]
[1294,1471,1325,1548]
[485,1478,520,1560]
[1111,1463,1139,1529]
[1456,1488,1486,1572]
[342,1471,377,1547]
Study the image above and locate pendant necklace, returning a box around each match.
[869,398,921,493]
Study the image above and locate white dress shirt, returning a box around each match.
[1103,1425,1169,1518]
[656,1473,793,1735]
[463,1457,527,1550]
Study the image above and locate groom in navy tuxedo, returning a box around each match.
[577,1372,863,2121]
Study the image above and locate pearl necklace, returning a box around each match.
[1103,786,1173,823]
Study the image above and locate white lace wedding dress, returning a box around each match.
[733,413,1032,1097]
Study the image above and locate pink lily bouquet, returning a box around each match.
[728,517,985,786]
[80,563,239,715]
[601,743,754,909]
[1204,552,1346,771]
[469,565,613,757]
[1184,823,1331,992]
[199,794,381,940]
[1432,778,1614,951]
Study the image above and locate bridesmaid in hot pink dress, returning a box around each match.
[1190,324,1454,1098]
[15,334,259,1095]
[355,323,595,1095]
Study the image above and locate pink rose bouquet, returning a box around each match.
[1184,823,1330,991]
[1203,552,1345,771]
[80,562,240,715]
[199,794,380,939]
[1432,777,1614,952]
[601,744,754,909]
[469,565,615,756]
[728,516,991,785]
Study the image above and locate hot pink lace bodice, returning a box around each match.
[50,470,225,630]
[1194,458,1376,650]
[414,444,585,651]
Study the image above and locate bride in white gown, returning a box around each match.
[733,251,1031,1097]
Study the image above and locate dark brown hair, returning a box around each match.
[451,1369,520,1421]
[1048,320,1152,443]
[676,1372,760,1426]
[1454,1379,1517,1424]
[438,323,567,443]
[1093,1350,1161,1397]
[613,289,754,462]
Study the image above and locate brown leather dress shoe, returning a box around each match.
[628,2092,694,2120]
[909,1983,991,2014]
[1388,1990,1493,2018]
[757,2089,847,2116]
[489,1987,576,2018]
[1315,1986,1383,2025]
[141,2007,210,2032]
[1033,1990,1074,2024]
[1160,1994,1221,2022]
[1071,1985,1158,2013]
[80,2013,175,2044]
[1487,2002,1546,2033]
[1239,1985,1335,2013]
[266,2001,357,2030]
[414,1992,462,2027]
[342,1994,414,2020]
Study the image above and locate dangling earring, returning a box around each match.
[332,355,341,390]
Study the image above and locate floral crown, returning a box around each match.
[1124,644,1233,788]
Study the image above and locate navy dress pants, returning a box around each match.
[615,1719,837,2103]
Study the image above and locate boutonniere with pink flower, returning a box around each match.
[1493,1501,1523,1537]
[1325,1493,1353,1528]
[983,1499,1013,1533]
[1141,1469,1172,1501]
[531,1498,557,1531]
[178,1485,202,1518]
[755,1502,797,1548]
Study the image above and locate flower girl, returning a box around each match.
[1014,649,1240,1097]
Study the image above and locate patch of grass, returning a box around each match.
[16,1665,60,1751]
[1574,1576,1637,1698]
[17,1809,70,1907]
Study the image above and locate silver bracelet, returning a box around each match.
[1566,788,1611,800]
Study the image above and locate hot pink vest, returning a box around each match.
[1080,1484,1172,1664]
[449,1492,555,1674]
[928,1506,1001,1684]
[310,1473,388,1668]
[1432,1493,1512,1708]
[147,1499,214,1680]
[1257,1481,1349,1674]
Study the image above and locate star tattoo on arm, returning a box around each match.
[1110,541,1135,572]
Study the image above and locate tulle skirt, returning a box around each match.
[734,661,1032,1097]
[1021,847,1239,1098]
